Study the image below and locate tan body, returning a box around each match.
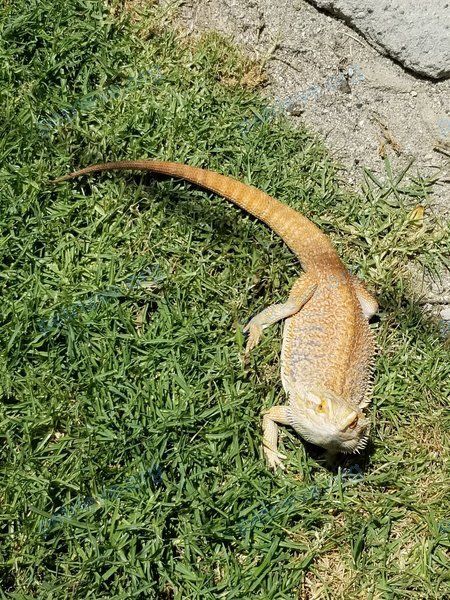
[53,160,378,468]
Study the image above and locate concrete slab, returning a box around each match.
[308,0,450,80]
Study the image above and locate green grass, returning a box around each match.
[0,1,449,598]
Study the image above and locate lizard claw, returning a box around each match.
[244,322,263,355]
[263,444,287,471]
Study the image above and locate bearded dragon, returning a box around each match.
[52,160,378,469]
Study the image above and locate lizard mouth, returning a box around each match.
[286,405,370,454]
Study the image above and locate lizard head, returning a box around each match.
[290,388,370,454]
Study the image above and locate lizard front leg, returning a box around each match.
[262,405,291,470]
[244,276,317,354]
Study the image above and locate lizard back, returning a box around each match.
[281,276,375,409]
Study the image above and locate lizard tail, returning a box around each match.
[51,160,342,271]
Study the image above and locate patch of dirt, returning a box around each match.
[161,0,449,314]
[301,545,379,600]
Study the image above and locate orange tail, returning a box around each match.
[52,160,342,271]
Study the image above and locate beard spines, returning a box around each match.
[349,431,370,453]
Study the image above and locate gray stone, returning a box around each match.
[307,0,450,79]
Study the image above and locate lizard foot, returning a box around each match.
[263,444,287,471]
[243,322,263,354]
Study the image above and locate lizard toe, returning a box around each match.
[244,323,263,354]
[263,446,286,471]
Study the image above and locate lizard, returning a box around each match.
[52,159,378,469]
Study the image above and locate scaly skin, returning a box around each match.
[52,160,378,469]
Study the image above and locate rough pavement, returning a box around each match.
[308,0,450,80]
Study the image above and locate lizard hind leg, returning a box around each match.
[244,276,317,354]
[351,276,378,319]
